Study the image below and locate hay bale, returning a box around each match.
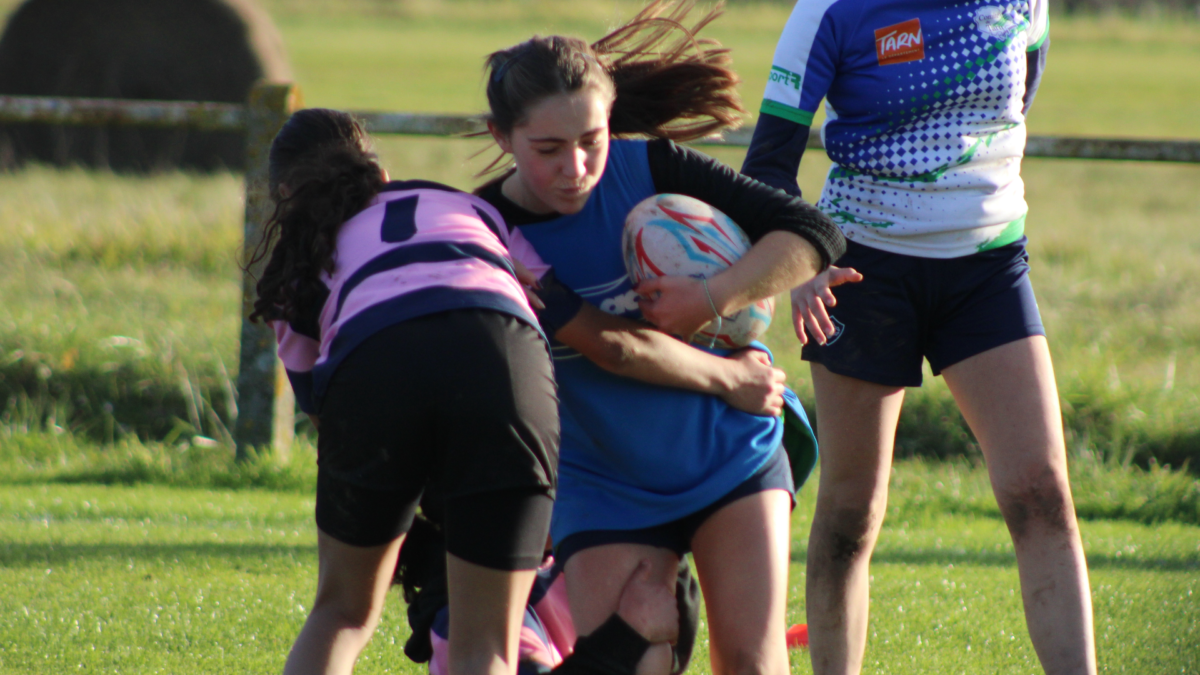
[0,0,291,171]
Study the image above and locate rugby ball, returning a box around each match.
[622,193,774,348]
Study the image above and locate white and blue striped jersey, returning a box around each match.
[751,0,1049,258]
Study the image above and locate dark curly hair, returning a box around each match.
[247,108,386,324]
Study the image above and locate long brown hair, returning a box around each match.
[247,108,385,324]
[481,0,744,172]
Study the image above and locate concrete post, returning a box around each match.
[235,81,301,460]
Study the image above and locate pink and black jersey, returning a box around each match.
[272,180,546,413]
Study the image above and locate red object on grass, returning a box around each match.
[786,623,809,649]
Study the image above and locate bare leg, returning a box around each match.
[690,489,793,675]
[282,529,405,675]
[445,554,538,675]
[565,544,679,675]
[806,364,905,675]
[942,336,1097,675]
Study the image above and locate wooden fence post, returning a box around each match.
[235,81,301,460]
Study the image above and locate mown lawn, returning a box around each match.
[0,471,1196,674]
[0,1,1198,673]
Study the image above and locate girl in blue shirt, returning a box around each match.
[474,3,845,674]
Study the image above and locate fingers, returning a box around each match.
[791,302,808,345]
[764,388,785,417]
[738,348,772,366]
[511,259,541,289]
[616,561,680,644]
[633,276,663,298]
[820,285,839,308]
[801,298,835,345]
[510,260,545,310]
[828,266,864,287]
[812,299,837,342]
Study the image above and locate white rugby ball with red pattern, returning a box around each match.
[623,193,774,349]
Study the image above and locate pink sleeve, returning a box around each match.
[272,320,320,373]
[507,226,552,280]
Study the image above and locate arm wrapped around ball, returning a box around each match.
[631,140,844,342]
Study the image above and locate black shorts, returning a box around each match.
[315,309,560,571]
[554,445,794,564]
[802,237,1045,387]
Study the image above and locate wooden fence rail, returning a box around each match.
[6,93,1200,162]
[2,85,1198,456]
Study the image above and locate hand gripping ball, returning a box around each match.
[622,193,774,349]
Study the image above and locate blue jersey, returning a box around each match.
[509,140,796,543]
[757,0,1049,258]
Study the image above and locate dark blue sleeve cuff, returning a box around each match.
[740,113,811,198]
[286,369,317,415]
[1023,37,1049,115]
[533,270,585,338]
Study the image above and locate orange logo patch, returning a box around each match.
[875,18,925,66]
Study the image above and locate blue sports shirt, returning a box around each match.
[746,0,1049,258]
[502,140,803,544]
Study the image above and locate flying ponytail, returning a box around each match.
[482,0,744,166]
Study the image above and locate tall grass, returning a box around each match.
[0,7,1197,473]
[0,168,242,442]
[3,149,1199,471]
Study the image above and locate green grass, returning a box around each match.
[0,468,1196,674]
[3,416,1197,572]
[0,3,1198,673]
[264,2,1200,474]
[2,7,1199,466]
[265,2,1200,138]
[3,430,1197,526]
[0,168,242,442]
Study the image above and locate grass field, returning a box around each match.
[0,471,1197,674]
[1,1,1199,673]
[3,0,1198,465]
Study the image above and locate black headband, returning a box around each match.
[491,47,530,83]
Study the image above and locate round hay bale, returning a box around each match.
[0,0,291,171]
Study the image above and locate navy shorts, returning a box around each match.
[553,445,794,564]
[802,237,1045,388]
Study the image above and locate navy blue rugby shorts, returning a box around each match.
[801,237,1045,388]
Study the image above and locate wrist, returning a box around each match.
[708,358,738,398]
[705,273,738,317]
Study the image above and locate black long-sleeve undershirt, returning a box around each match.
[645,138,844,268]
[477,138,845,336]
[478,138,845,269]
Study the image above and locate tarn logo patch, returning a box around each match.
[874,18,924,66]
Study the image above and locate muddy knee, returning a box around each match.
[815,504,883,567]
[996,474,1076,541]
